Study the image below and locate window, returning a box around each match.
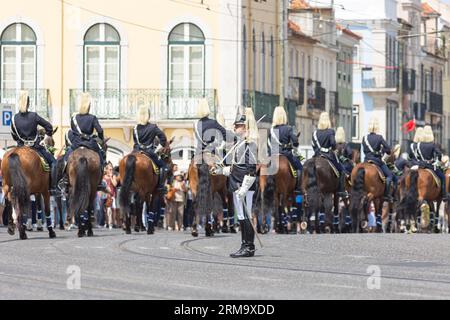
[168,23,205,93]
[84,23,120,91]
[1,23,37,92]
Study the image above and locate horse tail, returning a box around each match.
[397,170,418,215]
[305,159,320,212]
[350,167,365,213]
[8,153,30,216]
[119,155,136,217]
[70,157,91,218]
[263,175,276,210]
[195,163,212,217]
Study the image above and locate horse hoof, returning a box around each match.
[48,228,56,239]
[87,230,94,237]
[134,227,140,233]
[77,231,85,238]
[8,225,15,236]
[191,231,198,238]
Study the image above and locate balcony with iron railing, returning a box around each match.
[0,89,51,120]
[69,89,217,122]
[361,69,398,91]
[242,90,298,125]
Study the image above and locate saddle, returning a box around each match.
[319,155,339,178]
[22,146,51,172]
[423,168,441,189]
[366,161,386,183]
[138,152,159,174]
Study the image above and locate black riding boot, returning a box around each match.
[230,220,247,258]
[231,219,255,258]
[442,179,447,202]
[337,174,349,199]
[384,178,393,202]
[157,167,168,193]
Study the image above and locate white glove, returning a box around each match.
[155,144,163,153]
[236,175,256,200]
[210,166,231,176]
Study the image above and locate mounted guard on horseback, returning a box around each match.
[11,91,56,191]
[267,106,302,191]
[361,118,395,202]
[57,92,106,192]
[311,112,348,198]
[133,105,169,192]
[415,126,446,202]
[188,99,229,237]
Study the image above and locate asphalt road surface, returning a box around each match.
[1,226,450,300]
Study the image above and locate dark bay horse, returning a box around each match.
[187,152,231,237]
[301,156,340,234]
[67,147,102,237]
[258,155,298,234]
[119,145,173,235]
[1,147,56,240]
[398,168,442,233]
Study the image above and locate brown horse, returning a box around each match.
[1,147,56,240]
[187,152,231,237]
[257,155,298,234]
[301,156,340,234]
[350,159,396,233]
[398,168,442,233]
[119,144,173,235]
[66,147,103,237]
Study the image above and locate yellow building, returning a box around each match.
[0,0,281,165]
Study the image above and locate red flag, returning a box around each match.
[402,119,416,132]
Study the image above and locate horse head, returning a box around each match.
[160,137,175,175]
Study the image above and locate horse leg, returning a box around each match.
[87,205,94,237]
[191,199,199,237]
[146,195,156,235]
[42,192,56,239]
[16,202,28,240]
[333,193,340,234]
[6,199,15,236]
[375,199,383,233]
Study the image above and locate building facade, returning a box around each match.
[0,0,282,164]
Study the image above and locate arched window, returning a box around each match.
[168,23,205,93]
[1,23,37,92]
[261,32,265,93]
[84,23,120,91]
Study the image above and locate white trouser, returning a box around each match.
[233,191,255,220]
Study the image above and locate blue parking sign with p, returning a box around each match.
[2,110,12,126]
